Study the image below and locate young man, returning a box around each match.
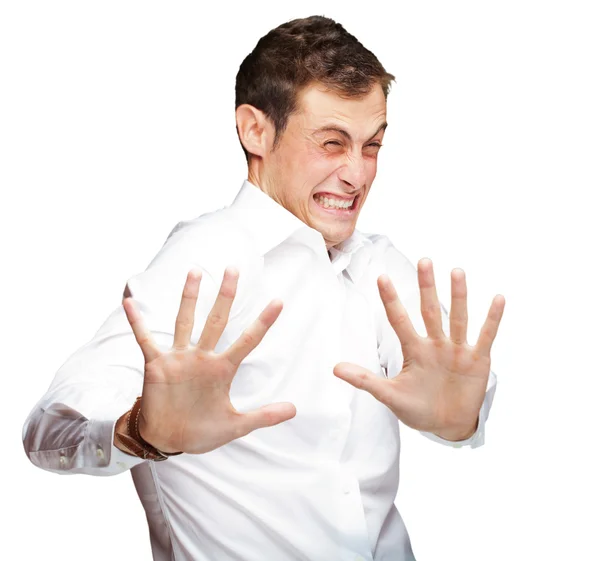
[23,16,504,561]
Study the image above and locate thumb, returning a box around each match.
[334,362,393,407]
[238,402,297,436]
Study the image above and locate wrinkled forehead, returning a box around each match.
[293,83,387,135]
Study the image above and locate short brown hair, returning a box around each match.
[235,15,395,160]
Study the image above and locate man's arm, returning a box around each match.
[22,222,215,475]
[21,275,194,475]
[23,219,296,473]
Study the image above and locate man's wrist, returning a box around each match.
[433,419,478,442]
[113,397,183,461]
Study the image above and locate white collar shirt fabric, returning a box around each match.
[23,180,497,561]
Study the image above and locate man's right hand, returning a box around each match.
[121,267,295,455]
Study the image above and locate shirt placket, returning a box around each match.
[324,258,375,561]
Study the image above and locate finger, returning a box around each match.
[377,275,419,353]
[418,258,444,340]
[333,362,395,408]
[449,268,468,345]
[173,269,202,350]
[224,299,284,367]
[122,297,160,363]
[197,267,239,352]
[474,295,506,357]
[236,402,297,437]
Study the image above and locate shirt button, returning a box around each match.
[59,455,66,467]
[96,447,104,459]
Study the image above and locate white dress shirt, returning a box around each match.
[23,180,496,561]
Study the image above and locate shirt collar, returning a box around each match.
[329,228,373,282]
[229,180,315,256]
[228,180,373,279]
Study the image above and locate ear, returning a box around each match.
[235,104,273,159]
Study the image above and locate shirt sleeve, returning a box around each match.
[372,236,497,449]
[22,221,220,475]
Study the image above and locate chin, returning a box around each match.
[321,227,354,247]
[308,211,357,247]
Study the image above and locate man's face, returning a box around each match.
[261,83,387,249]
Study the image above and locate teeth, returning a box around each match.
[316,195,354,209]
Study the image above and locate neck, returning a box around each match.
[247,161,268,194]
[247,166,338,256]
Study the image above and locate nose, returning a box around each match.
[338,151,367,192]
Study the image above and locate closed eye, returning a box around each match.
[325,141,382,148]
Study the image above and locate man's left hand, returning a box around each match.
[333,258,505,441]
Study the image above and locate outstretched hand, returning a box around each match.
[333,258,505,441]
[122,267,296,455]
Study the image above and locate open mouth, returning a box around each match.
[312,193,359,212]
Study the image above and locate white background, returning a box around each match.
[2,1,599,559]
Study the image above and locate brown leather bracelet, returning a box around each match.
[114,397,183,461]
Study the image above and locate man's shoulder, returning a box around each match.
[127,207,262,313]
[167,206,245,243]
[158,206,256,261]
[358,231,417,290]
[361,232,412,265]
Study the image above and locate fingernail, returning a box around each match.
[225,266,239,278]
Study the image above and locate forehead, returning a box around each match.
[293,83,387,133]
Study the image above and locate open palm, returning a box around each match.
[334,258,505,441]
[122,267,296,454]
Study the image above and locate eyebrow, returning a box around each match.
[313,122,388,142]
